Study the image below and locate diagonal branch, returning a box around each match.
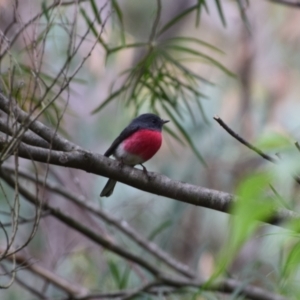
[214,115,275,163]
[214,115,300,185]
[0,138,298,228]
[0,170,165,278]
[2,165,196,279]
[3,249,89,297]
[0,117,50,149]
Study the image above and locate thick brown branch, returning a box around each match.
[2,165,195,279]
[1,140,299,228]
[0,170,164,277]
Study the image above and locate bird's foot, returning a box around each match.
[140,164,151,180]
[118,159,124,169]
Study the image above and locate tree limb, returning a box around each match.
[3,249,89,297]
[1,138,298,227]
[0,170,165,277]
[2,165,196,279]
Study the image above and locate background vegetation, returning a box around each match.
[0,0,300,299]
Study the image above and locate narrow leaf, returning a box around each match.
[112,0,126,45]
[162,103,206,165]
[214,0,226,27]
[91,85,129,114]
[148,220,172,241]
[90,0,102,24]
[166,45,235,77]
[158,4,198,36]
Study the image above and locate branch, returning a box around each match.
[0,0,92,59]
[268,0,300,7]
[0,170,165,278]
[2,165,196,279]
[0,170,288,300]
[214,115,276,163]
[2,138,299,228]
[0,117,50,149]
[3,249,89,297]
[160,276,288,300]
[71,275,288,300]
[0,92,79,151]
[214,115,300,185]
[0,264,47,299]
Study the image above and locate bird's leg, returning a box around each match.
[140,163,148,174]
[140,164,151,180]
[118,158,124,168]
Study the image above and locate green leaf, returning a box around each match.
[195,0,202,27]
[162,72,208,99]
[163,126,186,146]
[255,132,291,151]
[148,220,172,241]
[91,84,130,114]
[165,36,225,54]
[214,0,226,27]
[119,266,131,289]
[112,0,126,45]
[283,242,300,279]
[41,0,50,22]
[90,0,102,24]
[165,44,235,77]
[213,172,275,278]
[80,7,108,51]
[108,43,147,55]
[161,103,206,165]
[232,172,275,251]
[108,260,121,287]
[236,0,251,31]
[158,4,198,36]
[161,50,213,84]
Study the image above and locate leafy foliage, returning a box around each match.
[89,1,235,163]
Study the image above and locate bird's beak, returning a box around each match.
[162,119,169,125]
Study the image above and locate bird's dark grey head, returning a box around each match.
[131,113,169,131]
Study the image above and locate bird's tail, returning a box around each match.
[100,179,117,197]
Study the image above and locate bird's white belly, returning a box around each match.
[114,144,144,165]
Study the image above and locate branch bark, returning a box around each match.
[3,249,89,297]
[2,139,298,228]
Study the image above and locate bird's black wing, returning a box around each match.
[104,124,141,157]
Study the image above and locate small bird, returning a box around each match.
[100,113,169,197]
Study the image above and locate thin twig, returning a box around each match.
[214,115,300,185]
[3,249,89,297]
[214,115,276,163]
[268,0,300,7]
[0,264,47,299]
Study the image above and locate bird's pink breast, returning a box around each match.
[123,129,162,162]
